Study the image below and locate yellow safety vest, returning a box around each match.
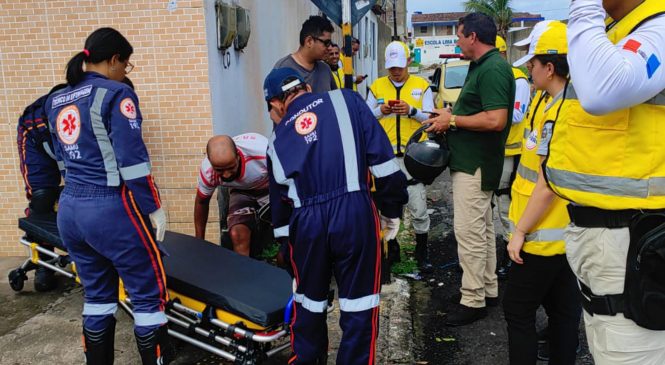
[369,75,430,155]
[338,55,358,91]
[546,0,665,210]
[332,67,344,89]
[510,90,569,256]
[505,67,529,157]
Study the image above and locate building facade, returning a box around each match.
[409,11,545,66]
[411,11,544,37]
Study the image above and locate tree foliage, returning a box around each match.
[463,0,514,38]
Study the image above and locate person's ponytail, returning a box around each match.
[64,28,133,87]
[65,52,87,86]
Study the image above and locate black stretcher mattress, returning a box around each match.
[18,213,65,250]
[161,231,293,328]
[17,216,292,328]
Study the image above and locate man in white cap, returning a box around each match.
[366,41,435,273]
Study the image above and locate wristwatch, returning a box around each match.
[409,107,417,117]
[449,114,458,131]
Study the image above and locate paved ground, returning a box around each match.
[405,171,594,365]
[0,253,414,364]
[1,156,595,365]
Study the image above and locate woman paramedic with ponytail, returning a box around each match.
[502,21,581,365]
[46,27,174,365]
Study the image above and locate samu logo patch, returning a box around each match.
[56,105,81,145]
[120,98,137,120]
[295,112,318,136]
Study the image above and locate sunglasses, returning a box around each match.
[312,36,332,47]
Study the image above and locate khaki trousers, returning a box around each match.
[494,155,515,241]
[397,157,430,234]
[452,168,498,308]
[565,224,665,365]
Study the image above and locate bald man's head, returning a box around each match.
[207,135,241,182]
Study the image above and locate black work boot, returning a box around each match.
[381,240,392,284]
[83,318,116,365]
[387,239,401,264]
[497,260,512,280]
[34,249,57,292]
[444,304,487,326]
[135,324,175,365]
[496,239,512,280]
[415,233,433,274]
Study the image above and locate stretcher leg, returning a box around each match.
[9,238,77,292]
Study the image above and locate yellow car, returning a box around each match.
[430,59,470,109]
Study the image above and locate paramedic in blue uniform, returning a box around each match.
[46,28,173,365]
[17,84,67,291]
[264,67,408,365]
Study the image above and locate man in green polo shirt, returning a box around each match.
[424,12,515,326]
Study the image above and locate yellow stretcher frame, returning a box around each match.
[11,235,292,365]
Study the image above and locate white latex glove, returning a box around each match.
[380,215,400,241]
[149,208,167,242]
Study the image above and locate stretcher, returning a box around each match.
[9,213,294,364]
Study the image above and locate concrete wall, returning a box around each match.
[205,0,321,137]
[353,12,379,97]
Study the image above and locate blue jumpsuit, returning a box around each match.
[268,89,408,364]
[46,72,167,334]
[17,92,64,205]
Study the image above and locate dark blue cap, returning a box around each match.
[263,67,305,101]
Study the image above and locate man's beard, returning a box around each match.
[221,168,240,182]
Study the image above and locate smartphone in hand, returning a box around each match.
[388,100,399,107]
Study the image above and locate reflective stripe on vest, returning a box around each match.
[509,90,569,256]
[517,163,538,183]
[505,141,522,150]
[545,0,665,210]
[546,167,665,198]
[508,221,565,243]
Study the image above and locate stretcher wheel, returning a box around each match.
[8,268,27,292]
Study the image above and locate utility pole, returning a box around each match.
[341,0,354,89]
[392,0,398,41]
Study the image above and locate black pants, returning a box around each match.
[503,252,581,365]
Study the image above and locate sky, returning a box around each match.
[407,0,571,27]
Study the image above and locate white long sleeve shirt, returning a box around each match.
[513,78,531,124]
[366,79,434,122]
[568,0,665,115]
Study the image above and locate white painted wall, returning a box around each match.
[204,1,383,136]
[352,12,379,98]
[204,0,320,137]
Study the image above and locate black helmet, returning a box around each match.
[404,125,450,185]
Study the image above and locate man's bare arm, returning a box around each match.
[194,194,211,239]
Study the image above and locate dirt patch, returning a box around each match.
[407,172,595,364]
